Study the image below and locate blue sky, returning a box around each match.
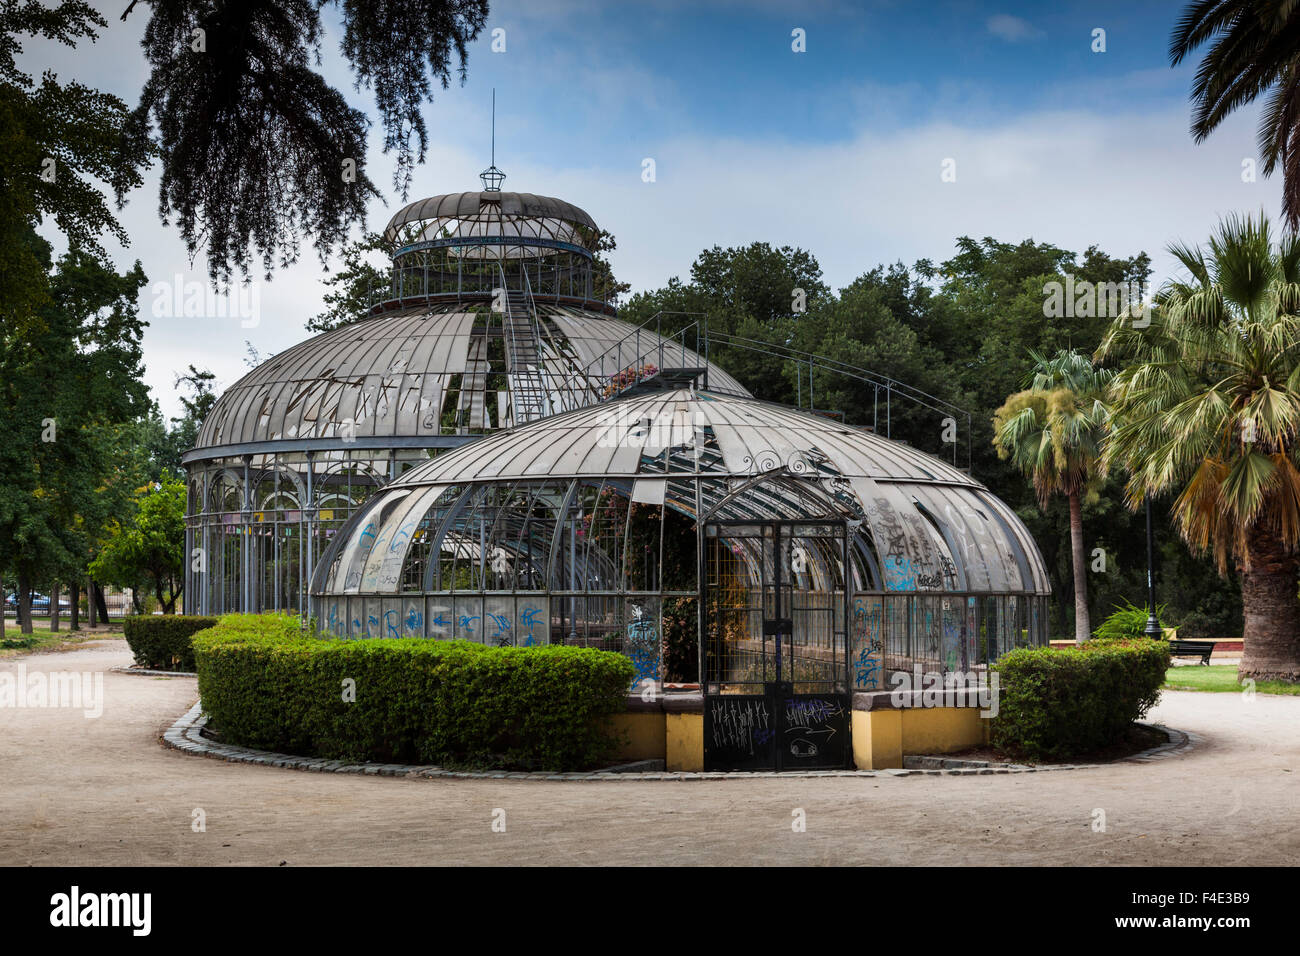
[24,1,1280,418]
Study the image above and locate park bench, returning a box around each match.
[1167,639,1214,665]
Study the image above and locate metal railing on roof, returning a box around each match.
[565,311,974,472]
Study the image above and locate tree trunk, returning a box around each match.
[92,581,108,623]
[49,582,60,632]
[18,575,33,636]
[1069,490,1091,643]
[0,588,5,639]
[1237,525,1300,682]
[87,579,98,628]
[69,581,80,630]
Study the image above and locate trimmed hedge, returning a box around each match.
[123,615,218,671]
[192,614,636,771]
[991,638,1171,761]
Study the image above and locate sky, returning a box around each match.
[22,0,1283,420]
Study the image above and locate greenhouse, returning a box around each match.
[187,173,1051,771]
[182,176,743,617]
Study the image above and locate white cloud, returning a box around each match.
[987,14,1044,43]
[21,14,1278,423]
[97,100,1281,421]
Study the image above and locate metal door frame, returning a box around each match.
[701,518,852,771]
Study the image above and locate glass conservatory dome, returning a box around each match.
[309,384,1051,693]
[183,182,745,618]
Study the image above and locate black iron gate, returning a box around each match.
[702,520,851,771]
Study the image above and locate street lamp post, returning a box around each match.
[1143,495,1163,639]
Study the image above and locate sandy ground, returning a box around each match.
[1,640,1297,866]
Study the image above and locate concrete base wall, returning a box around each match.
[665,713,704,771]
[614,691,988,771]
[608,712,667,762]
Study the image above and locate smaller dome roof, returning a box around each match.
[383,191,599,248]
[374,387,1050,596]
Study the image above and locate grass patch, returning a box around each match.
[0,622,121,657]
[1163,664,1300,696]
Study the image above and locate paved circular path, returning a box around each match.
[2,640,1296,865]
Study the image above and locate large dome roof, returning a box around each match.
[187,305,750,461]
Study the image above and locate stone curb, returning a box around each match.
[111,665,197,678]
[901,723,1194,772]
[161,704,1194,782]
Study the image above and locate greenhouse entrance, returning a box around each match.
[702,520,852,771]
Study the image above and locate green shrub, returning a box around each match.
[1092,600,1165,640]
[991,637,1171,761]
[123,615,219,671]
[1175,609,1237,641]
[193,613,636,771]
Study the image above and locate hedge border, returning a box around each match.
[162,702,1194,780]
[122,615,218,672]
[192,614,636,770]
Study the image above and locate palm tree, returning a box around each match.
[1100,212,1300,681]
[994,350,1113,643]
[1170,0,1300,229]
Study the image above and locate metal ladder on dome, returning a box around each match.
[500,265,550,426]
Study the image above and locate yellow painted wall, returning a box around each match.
[901,707,987,754]
[853,707,987,769]
[665,713,704,771]
[607,712,667,761]
[607,704,985,772]
[852,708,901,770]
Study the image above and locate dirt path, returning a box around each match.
[2,641,1297,866]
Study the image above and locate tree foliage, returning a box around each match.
[305,231,388,333]
[994,350,1113,641]
[1100,212,1300,678]
[0,0,154,335]
[89,478,186,613]
[1170,0,1300,229]
[0,233,150,630]
[124,0,489,282]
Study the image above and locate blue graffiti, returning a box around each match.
[358,522,376,546]
[855,650,882,689]
[390,521,414,552]
[625,617,659,687]
[383,609,401,639]
[520,606,544,646]
[883,554,916,591]
[486,612,512,646]
[458,614,480,635]
[405,607,424,633]
[430,613,450,630]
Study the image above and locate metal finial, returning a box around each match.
[480,88,505,191]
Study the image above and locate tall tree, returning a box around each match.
[1101,212,1300,680]
[0,236,149,632]
[124,0,489,282]
[993,350,1113,642]
[1170,0,1300,229]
